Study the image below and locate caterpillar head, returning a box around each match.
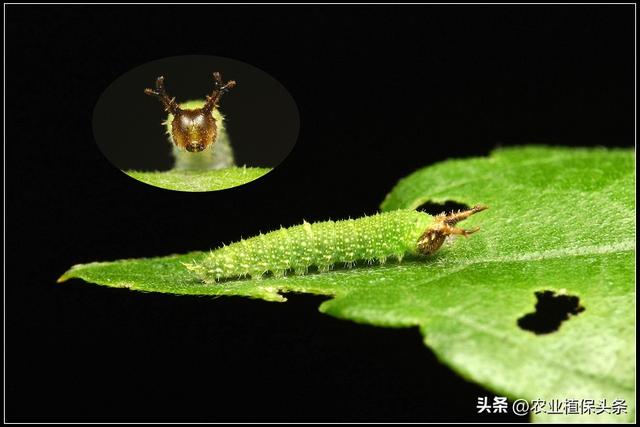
[144,72,236,153]
[171,109,217,153]
[417,204,488,255]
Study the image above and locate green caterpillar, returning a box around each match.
[185,206,487,283]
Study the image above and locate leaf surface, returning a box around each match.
[61,146,635,422]
[124,166,272,191]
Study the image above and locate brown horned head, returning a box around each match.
[144,72,236,153]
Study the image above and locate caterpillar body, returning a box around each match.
[185,206,487,283]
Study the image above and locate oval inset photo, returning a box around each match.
[93,55,300,192]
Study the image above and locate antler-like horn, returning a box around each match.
[144,76,181,115]
[203,72,236,113]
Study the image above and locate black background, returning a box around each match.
[6,5,634,423]
[93,55,300,170]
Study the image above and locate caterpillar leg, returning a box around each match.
[417,205,487,255]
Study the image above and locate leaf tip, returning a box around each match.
[56,268,78,283]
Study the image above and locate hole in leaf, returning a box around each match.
[416,200,470,216]
[518,290,585,335]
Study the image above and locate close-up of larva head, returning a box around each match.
[144,72,236,153]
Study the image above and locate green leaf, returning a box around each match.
[124,166,272,192]
[60,146,635,422]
